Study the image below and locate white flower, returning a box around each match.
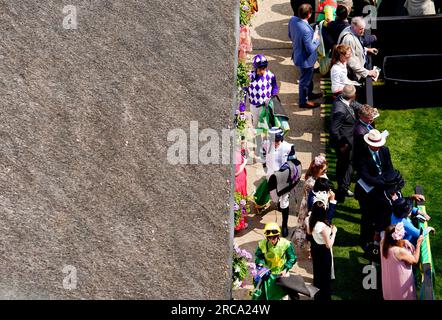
[234,265,241,273]
[233,279,242,288]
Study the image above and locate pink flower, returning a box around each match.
[392,222,405,240]
[242,5,249,11]
[240,199,247,206]
[314,155,326,167]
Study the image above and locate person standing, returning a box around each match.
[381,223,423,300]
[353,104,379,167]
[337,17,379,82]
[353,105,378,249]
[288,3,323,109]
[391,197,434,245]
[330,85,363,202]
[356,129,394,246]
[298,155,329,226]
[307,200,337,300]
[330,45,361,94]
[327,5,350,45]
[405,0,436,15]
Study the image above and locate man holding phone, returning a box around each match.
[288,3,323,109]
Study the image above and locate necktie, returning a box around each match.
[374,153,381,166]
[374,152,382,174]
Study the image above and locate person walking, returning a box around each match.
[247,54,279,129]
[253,222,297,300]
[247,54,279,161]
[288,3,323,109]
[262,127,297,237]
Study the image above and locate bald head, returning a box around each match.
[342,85,356,100]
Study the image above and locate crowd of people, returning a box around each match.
[239,0,437,301]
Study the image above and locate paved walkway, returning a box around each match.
[233,0,327,300]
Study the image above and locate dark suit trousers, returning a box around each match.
[335,146,353,192]
[355,183,375,247]
[298,67,314,105]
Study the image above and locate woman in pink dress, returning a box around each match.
[235,147,248,197]
[380,223,423,300]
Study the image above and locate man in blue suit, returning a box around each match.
[288,3,322,108]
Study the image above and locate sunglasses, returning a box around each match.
[265,230,280,237]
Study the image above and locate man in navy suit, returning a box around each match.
[355,129,394,249]
[288,3,323,108]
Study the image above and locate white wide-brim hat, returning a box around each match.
[364,129,386,147]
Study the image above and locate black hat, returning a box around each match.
[383,169,405,194]
[392,197,413,219]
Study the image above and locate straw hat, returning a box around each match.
[364,129,386,147]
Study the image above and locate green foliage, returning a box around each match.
[239,0,253,26]
[232,244,255,288]
[232,255,249,286]
[237,61,251,89]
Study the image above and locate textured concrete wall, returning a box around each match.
[0,0,236,299]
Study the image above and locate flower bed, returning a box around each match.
[232,243,257,288]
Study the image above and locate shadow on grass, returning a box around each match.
[333,228,360,247]
[334,210,361,225]
[332,250,383,300]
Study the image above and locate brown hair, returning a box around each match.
[331,44,352,66]
[305,158,328,180]
[358,104,378,119]
[298,4,312,19]
[382,225,405,259]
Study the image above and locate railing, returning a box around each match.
[415,186,436,300]
[365,28,374,106]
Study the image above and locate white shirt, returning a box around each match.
[263,140,293,177]
[330,61,359,93]
[312,221,332,245]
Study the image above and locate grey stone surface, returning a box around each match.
[0,0,236,299]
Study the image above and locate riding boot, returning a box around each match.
[281,207,289,237]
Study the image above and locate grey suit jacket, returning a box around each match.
[338,26,368,80]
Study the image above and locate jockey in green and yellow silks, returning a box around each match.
[253,222,297,300]
[317,0,338,25]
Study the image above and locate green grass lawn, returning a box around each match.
[322,81,442,300]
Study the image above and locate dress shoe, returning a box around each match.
[299,101,320,109]
[308,92,323,100]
